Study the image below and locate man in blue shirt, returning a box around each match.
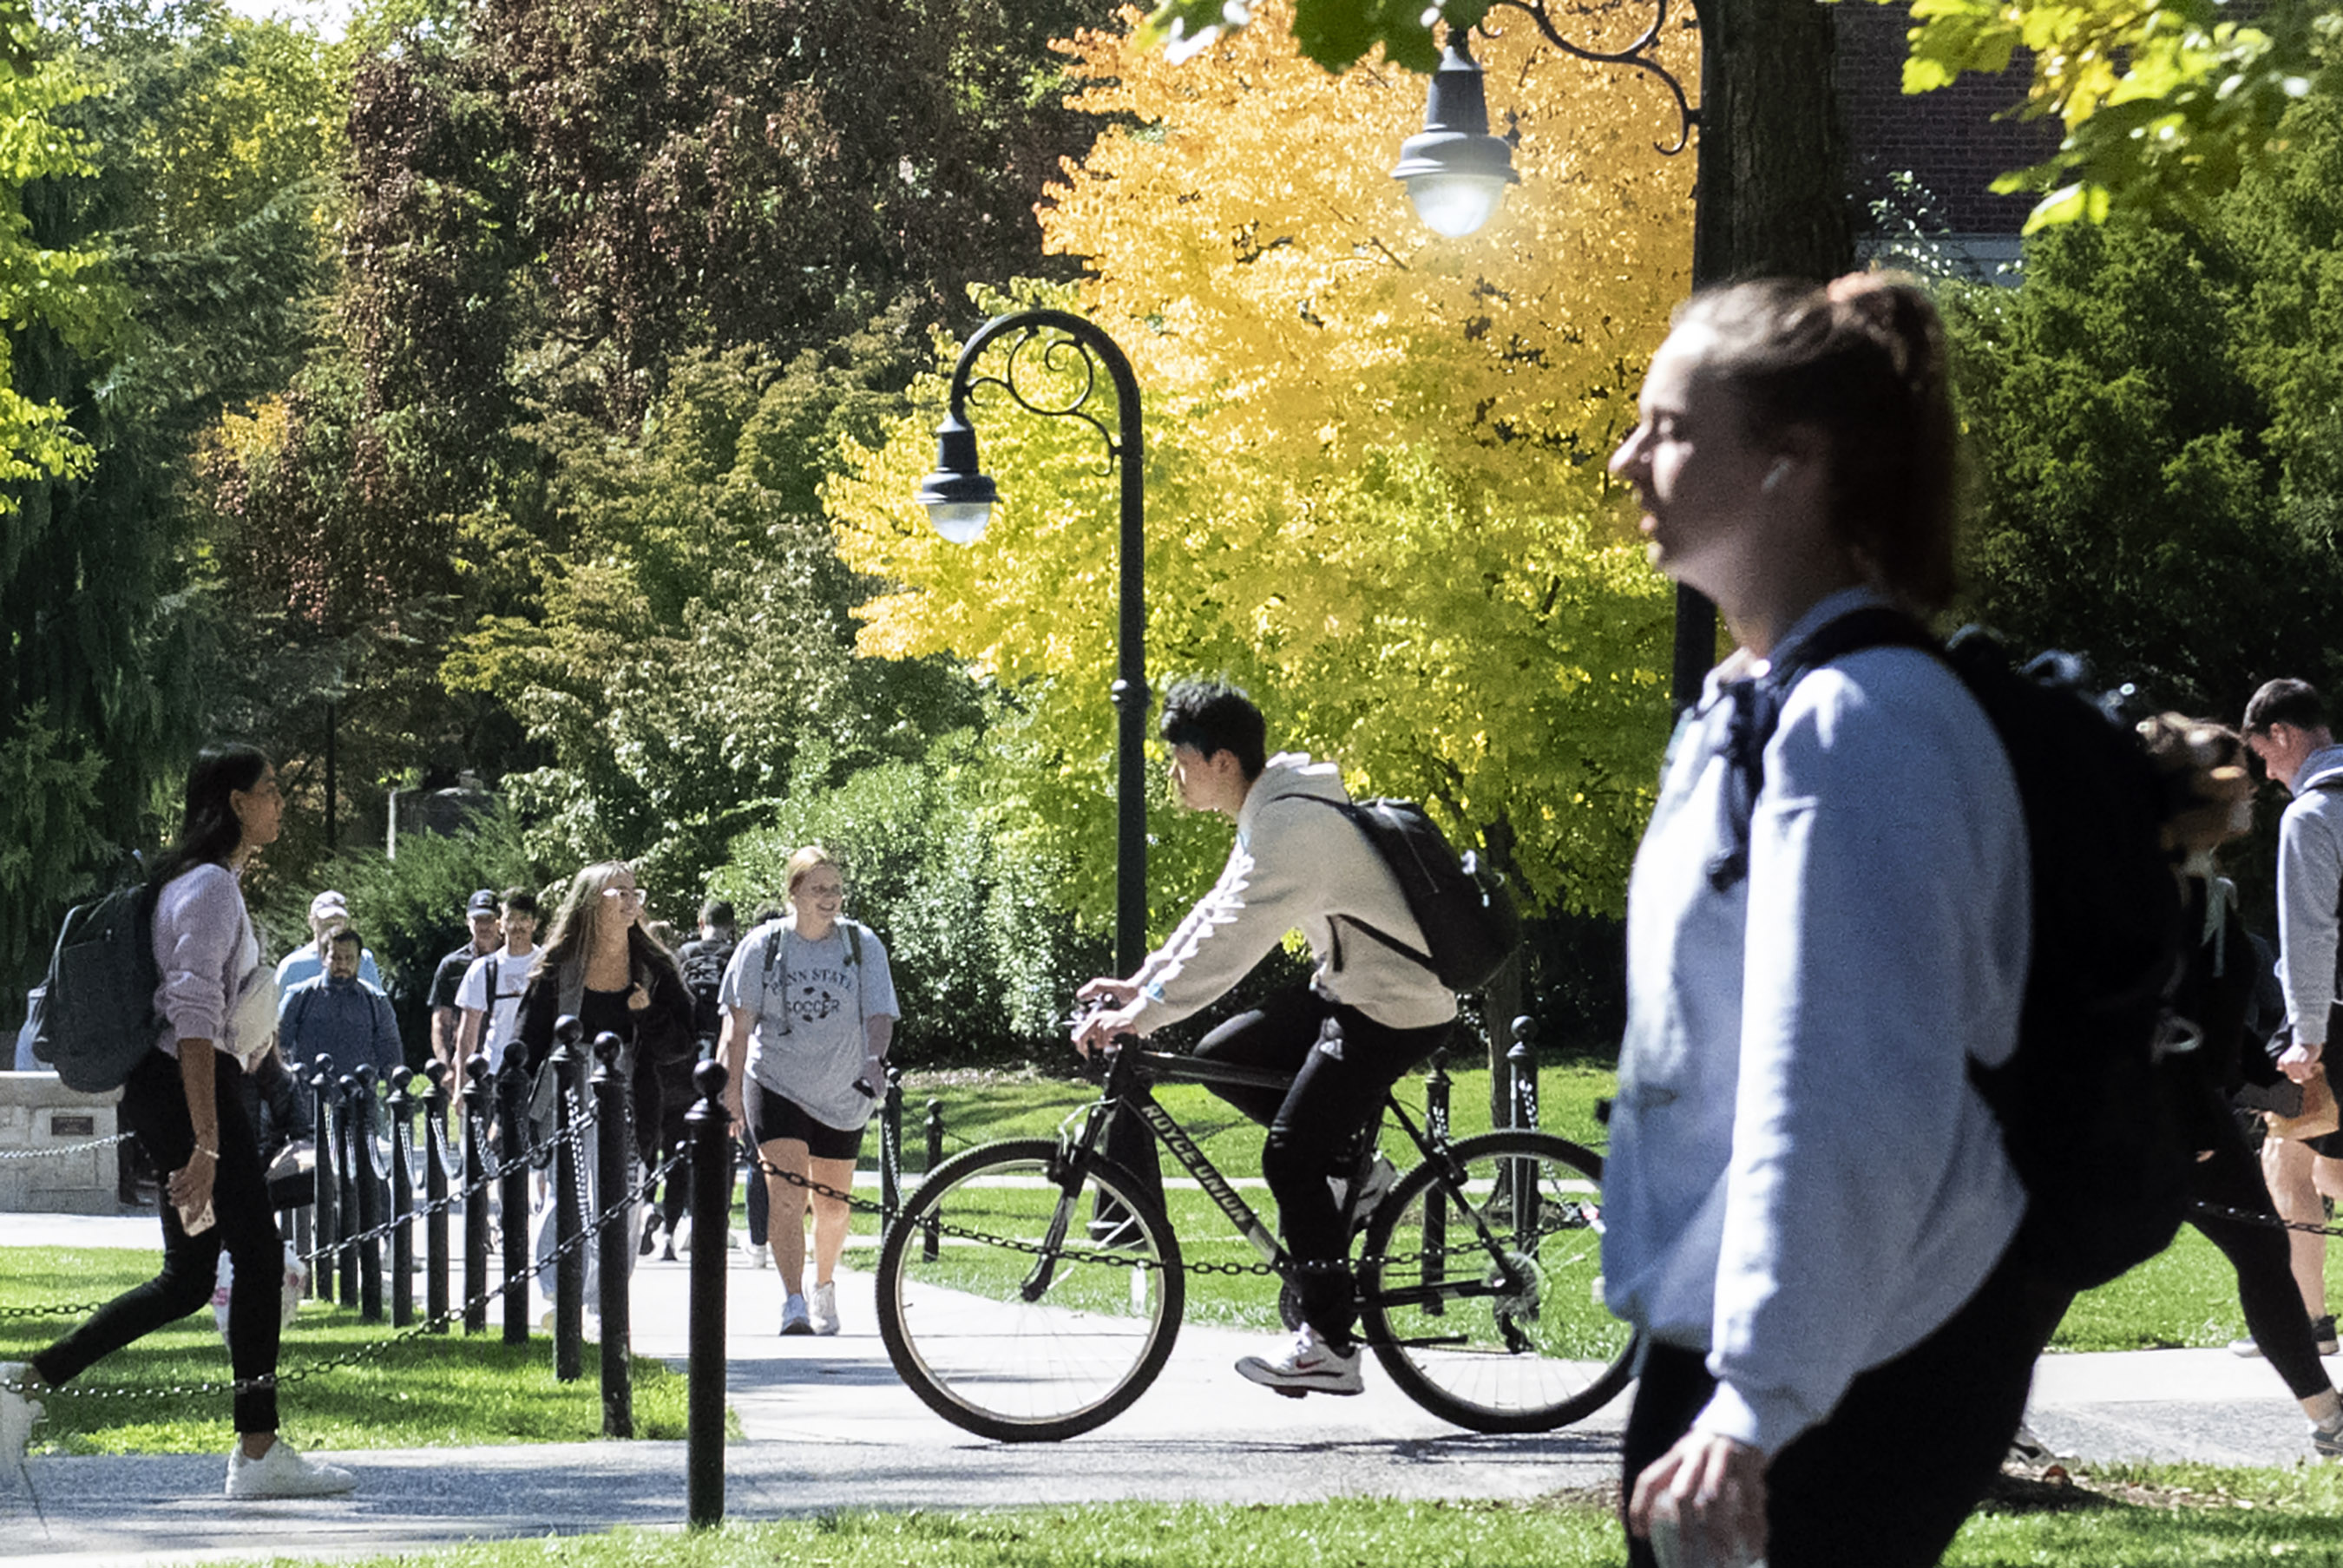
[279,929,404,1082]
[275,889,383,994]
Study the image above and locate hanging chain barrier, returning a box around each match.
[0,1142,686,1407]
[0,1132,133,1165]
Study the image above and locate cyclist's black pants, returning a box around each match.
[1194,981,1451,1350]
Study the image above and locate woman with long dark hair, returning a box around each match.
[1604,276,2035,1565]
[0,745,355,1498]
[513,861,694,1311]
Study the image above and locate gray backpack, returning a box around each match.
[30,883,165,1092]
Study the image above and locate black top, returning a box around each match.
[430,941,489,1012]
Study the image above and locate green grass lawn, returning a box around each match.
[0,1244,692,1454]
[152,1465,2343,1568]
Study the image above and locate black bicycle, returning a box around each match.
[874,1041,1636,1442]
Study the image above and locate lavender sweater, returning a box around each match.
[151,863,259,1062]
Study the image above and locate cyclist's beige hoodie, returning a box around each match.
[1126,752,1458,1033]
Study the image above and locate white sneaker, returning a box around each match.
[0,1363,43,1469]
[780,1293,812,1335]
[225,1438,357,1499]
[1235,1324,1363,1397]
[810,1279,840,1336]
[743,1232,770,1268]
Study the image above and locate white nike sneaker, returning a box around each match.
[810,1279,841,1336]
[225,1438,357,1499]
[0,1363,43,1470]
[1235,1324,1363,1397]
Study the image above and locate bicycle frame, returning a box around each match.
[1034,1046,1515,1308]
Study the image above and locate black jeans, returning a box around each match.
[1620,1243,2035,1568]
[35,1049,284,1434]
[1194,981,1452,1348]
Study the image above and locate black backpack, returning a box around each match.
[1296,796,1523,995]
[30,882,167,1092]
[1716,609,2189,1295]
[677,935,734,1040]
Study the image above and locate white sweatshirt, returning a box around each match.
[2276,745,2343,1046]
[1601,587,2031,1457]
[1128,753,1459,1033]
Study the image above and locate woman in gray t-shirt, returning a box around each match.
[719,847,898,1336]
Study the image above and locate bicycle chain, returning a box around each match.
[0,1149,688,1406]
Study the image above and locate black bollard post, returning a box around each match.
[389,1067,417,1328]
[310,1057,338,1302]
[424,1062,452,1330]
[336,1072,361,1308]
[496,1059,533,1344]
[922,1098,943,1263]
[1422,1046,1450,1316]
[1506,1018,1541,1234]
[353,1065,385,1323]
[592,1031,633,1438]
[686,1059,731,1529]
[880,1067,903,1237]
[550,1016,585,1381]
[462,1059,492,1335]
[1509,1016,1539,1132]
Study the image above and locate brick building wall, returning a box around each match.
[1834,0,2057,239]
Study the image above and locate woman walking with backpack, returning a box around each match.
[1603,276,2037,1566]
[719,847,899,1336]
[0,745,355,1499]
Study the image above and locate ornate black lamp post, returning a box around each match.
[916,309,1152,977]
[916,309,1165,1210]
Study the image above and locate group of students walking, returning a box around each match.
[0,270,2332,1568]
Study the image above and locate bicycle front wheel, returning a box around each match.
[876,1137,1185,1442]
[1358,1130,1634,1433]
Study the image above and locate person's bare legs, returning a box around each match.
[2265,1135,2328,1321]
[806,1155,856,1286]
[760,1137,813,1298]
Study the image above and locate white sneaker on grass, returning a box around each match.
[0,1362,43,1471]
[1234,1324,1362,1397]
[225,1439,356,1499]
[810,1279,840,1336]
[780,1293,813,1335]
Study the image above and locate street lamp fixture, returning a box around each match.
[916,410,997,543]
[1398,2,1705,705]
[1391,34,1520,238]
[915,310,1152,977]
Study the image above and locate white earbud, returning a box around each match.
[1761,458,1792,495]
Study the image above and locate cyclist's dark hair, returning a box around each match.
[149,744,272,890]
[1158,679,1266,781]
[500,888,540,917]
[2242,679,2327,738]
[330,927,365,953]
[699,898,736,930]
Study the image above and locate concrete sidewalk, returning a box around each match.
[0,1212,2330,1565]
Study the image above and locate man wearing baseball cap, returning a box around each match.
[429,890,503,1073]
[274,890,383,996]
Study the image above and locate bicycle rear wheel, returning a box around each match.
[876,1136,1185,1442]
[1358,1130,1634,1433]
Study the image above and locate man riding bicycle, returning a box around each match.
[1073,679,1458,1396]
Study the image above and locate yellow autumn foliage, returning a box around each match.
[828,3,1692,924]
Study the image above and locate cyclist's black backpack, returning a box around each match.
[1715,609,2189,1295]
[30,882,167,1092]
[1298,796,1523,995]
